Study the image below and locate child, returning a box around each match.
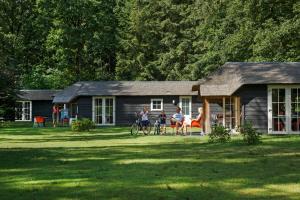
[159,110,167,134]
[140,106,150,131]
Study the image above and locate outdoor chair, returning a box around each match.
[170,118,184,135]
[190,117,203,135]
[33,116,45,127]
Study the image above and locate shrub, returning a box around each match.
[240,122,261,145]
[209,125,231,143]
[71,118,95,132]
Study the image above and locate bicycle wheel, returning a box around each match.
[143,122,152,135]
[130,123,139,135]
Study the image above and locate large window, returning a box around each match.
[268,86,300,134]
[151,99,163,111]
[272,88,286,132]
[93,97,115,125]
[15,101,32,121]
[224,97,236,129]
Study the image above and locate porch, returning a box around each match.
[202,96,241,133]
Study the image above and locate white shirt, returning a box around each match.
[140,111,149,121]
[172,113,183,122]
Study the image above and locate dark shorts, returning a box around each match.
[160,120,166,125]
[141,120,150,126]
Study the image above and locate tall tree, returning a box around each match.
[44,0,118,87]
[0,0,38,119]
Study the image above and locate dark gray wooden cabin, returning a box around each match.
[192,62,300,134]
[53,81,202,126]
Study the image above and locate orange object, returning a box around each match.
[191,119,202,128]
[35,116,45,123]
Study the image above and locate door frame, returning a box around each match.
[268,85,300,134]
[92,96,116,126]
[179,96,192,119]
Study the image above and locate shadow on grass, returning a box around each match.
[0,136,300,199]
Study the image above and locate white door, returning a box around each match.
[268,87,288,134]
[179,96,192,120]
[93,97,115,125]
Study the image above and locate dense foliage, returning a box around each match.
[71,118,95,132]
[209,125,231,143]
[0,0,299,118]
[240,122,261,145]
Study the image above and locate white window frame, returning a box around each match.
[15,101,32,121]
[268,85,300,134]
[92,96,116,126]
[179,96,192,119]
[150,98,163,111]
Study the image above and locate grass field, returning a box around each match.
[0,126,300,200]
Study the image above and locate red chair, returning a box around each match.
[170,118,184,135]
[191,118,202,128]
[34,116,45,127]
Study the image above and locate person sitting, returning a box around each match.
[171,106,184,135]
[140,106,150,131]
[192,107,204,135]
[159,110,167,135]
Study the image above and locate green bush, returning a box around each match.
[71,118,95,132]
[240,122,261,145]
[209,125,231,143]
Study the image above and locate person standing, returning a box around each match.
[140,106,150,133]
[159,110,167,134]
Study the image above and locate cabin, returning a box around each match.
[192,62,300,134]
[16,82,201,126]
[52,81,201,125]
[15,62,300,134]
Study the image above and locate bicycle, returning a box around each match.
[153,120,161,135]
[130,112,152,135]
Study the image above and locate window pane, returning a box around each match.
[15,102,23,120]
[272,89,278,102]
[152,100,162,110]
[278,103,285,115]
[292,89,298,103]
[292,103,298,116]
[292,118,300,132]
[279,89,285,102]
[95,99,102,124]
[105,98,113,124]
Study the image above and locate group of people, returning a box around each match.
[138,106,203,135]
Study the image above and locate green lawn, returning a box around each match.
[0,126,300,200]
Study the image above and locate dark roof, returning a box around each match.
[18,90,61,101]
[53,81,198,103]
[193,62,300,96]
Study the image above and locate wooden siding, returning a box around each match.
[32,100,53,120]
[76,97,93,119]
[234,85,268,133]
[116,96,201,125]
[74,96,201,125]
